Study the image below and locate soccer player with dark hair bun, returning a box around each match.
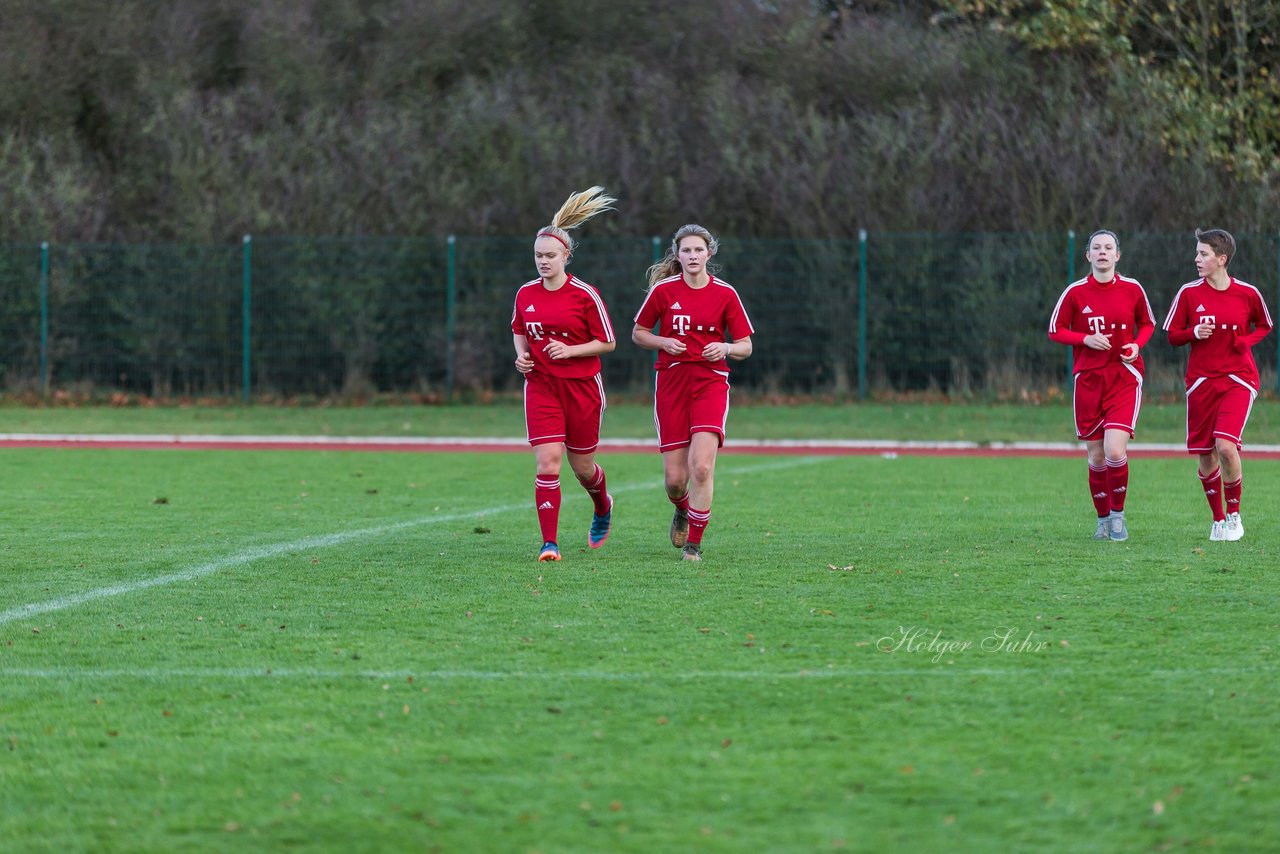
[1163,228,1274,542]
[1048,229,1156,541]
[511,187,618,562]
[631,224,754,562]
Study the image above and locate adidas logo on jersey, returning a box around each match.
[526,304,535,311]
[537,501,553,510]
[1082,306,1093,313]
[1196,304,1205,312]
[671,302,682,309]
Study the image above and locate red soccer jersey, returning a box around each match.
[1163,277,1274,389]
[633,275,755,373]
[511,275,615,379]
[1047,273,1155,375]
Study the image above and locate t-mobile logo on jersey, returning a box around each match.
[672,314,692,335]
[1087,315,1107,335]
[525,321,545,340]
[1199,315,1216,327]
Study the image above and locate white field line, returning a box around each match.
[0,457,824,628]
[13,432,1280,456]
[1,665,1271,681]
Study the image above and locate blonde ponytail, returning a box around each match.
[535,186,617,255]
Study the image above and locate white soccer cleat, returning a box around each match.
[1209,520,1227,542]
[1107,512,1129,542]
[1225,512,1244,541]
[1092,518,1109,540]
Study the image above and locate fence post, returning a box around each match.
[39,241,50,394]
[1066,230,1075,381]
[857,229,868,401]
[446,234,457,401]
[242,235,252,403]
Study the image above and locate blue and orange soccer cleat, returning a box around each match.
[588,495,613,549]
[538,541,561,562]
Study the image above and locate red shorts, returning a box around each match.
[523,371,606,453]
[653,364,730,451]
[1072,364,1143,441]
[1185,374,1257,453]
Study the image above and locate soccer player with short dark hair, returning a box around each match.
[1163,228,1273,542]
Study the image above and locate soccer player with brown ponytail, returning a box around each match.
[632,224,754,562]
[1048,229,1156,542]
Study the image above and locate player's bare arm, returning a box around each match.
[545,338,617,360]
[632,324,686,355]
[513,333,534,373]
[701,337,752,361]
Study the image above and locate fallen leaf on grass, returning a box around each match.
[473,527,490,534]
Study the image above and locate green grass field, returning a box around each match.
[1,413,1277,851]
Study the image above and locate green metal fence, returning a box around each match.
[2,233,1277,399]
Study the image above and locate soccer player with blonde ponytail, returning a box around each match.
[511,187,618,561]
[632,223,755,562]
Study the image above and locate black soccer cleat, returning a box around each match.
[670,506,689,548]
